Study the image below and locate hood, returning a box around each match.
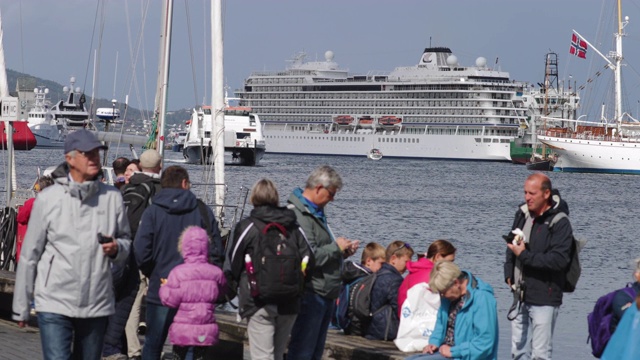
[341,260,372,282]
[180,226,209,263]
[129,172,160,186]
[152,188,198,214]
[463,270,494,309]
[519,188,570,218]
[406,257,434,275]
[250,205,298,228]
[50,162,101,201]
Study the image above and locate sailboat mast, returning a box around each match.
[614,0,624,130]
[212,0,225,223]
[155,0,174,157]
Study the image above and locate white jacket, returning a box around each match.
[12,164,131,321]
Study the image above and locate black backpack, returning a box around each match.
[548,212,585,293]
[122,181,158,238]
[249,218,304,303]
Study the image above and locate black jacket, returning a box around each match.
[365,262,403,341]
[504,189,573,306]
[227,205,315,319]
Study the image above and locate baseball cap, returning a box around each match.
[139,149,162,169]
[64,129,108,154]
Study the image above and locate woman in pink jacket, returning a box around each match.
[159,226,226,360]
[397,240,457,315]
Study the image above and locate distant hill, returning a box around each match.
[5,69,192,128]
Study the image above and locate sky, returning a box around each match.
[3,0,640,119]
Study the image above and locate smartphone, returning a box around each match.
[97,233,112,244]
[502,233,515,243]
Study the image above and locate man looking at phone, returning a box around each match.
[286,165,361,360]
[504,173,573,360]
[12,129,131,360]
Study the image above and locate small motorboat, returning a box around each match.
[367,148,383,160]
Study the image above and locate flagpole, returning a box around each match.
[572,30,613,67]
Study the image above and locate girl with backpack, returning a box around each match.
[158,226,227,360]
[227,178,315,360]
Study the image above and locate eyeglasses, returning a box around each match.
[394,243,412,255]
[78,149,101,158]
[323,186,336,198]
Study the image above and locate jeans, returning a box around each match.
[247,304,297,360]
[141,303,177,360]
[286,291,335,360]
[511,303,559,360]
[405,353,449,360]
[37,312,108,360]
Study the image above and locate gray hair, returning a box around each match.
[429,260,462,294]
[635,258,640,273]
[305,165,343,191]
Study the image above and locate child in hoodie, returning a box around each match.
[159,226,226,360]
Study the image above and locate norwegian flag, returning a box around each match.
[570,33,587,59]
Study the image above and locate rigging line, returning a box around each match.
[183,0,200,108]
[83,0,102,116]
[18,0,24,72]
[202,0,207,105]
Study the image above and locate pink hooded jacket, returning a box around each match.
[397,257,435,317]
[159,226,226,346]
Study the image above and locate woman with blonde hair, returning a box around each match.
[405,261,498,360]
[226,178,315,360]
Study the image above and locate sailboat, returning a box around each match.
[538,0,640,174]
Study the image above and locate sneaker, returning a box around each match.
[102,354,127,360]
[137,322,147,335]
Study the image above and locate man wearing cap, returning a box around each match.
[12,129,131,360]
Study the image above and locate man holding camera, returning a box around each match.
[504,173,573,360]
[12,129,131,360]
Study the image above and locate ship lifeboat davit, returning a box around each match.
[358,116,374,128]
[334,115,354,126]
[379,116,402,126]
[0,121,37,150]
[96,107,120,121]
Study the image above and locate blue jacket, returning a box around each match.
[601,302,640,360]
[134,188,223,306]
[365,262,403,341]
[429,271,498,360]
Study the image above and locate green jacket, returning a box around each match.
[288,188,343,299]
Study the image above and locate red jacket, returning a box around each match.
[15,197,35,264]
[397,257,435,317]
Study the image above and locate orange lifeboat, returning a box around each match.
[334,115,354,125]
[379,116,402,126]
[358,116,374,127]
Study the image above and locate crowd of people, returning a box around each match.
[9,129,640,360]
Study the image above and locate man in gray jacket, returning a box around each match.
[286,165,360,360]
[12,129,131,360]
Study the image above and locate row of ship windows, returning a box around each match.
[285,126,517,136]
[265,115,520,124]
[260,108,514,116]
[265,135,422,143]
[247,100,513,108]
[241,91,513,100]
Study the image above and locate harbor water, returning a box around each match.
[3,147,639,359]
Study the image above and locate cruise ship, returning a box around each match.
[235,47,530,161]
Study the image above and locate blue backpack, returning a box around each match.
[334,273,377,335]
[587,286,637,358]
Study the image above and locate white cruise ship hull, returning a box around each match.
[265,126,512,161]
[538,135,640,174]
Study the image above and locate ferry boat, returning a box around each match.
[183,106,266,166]
[235,47,531,161]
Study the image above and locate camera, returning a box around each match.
[97,233,112,244]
